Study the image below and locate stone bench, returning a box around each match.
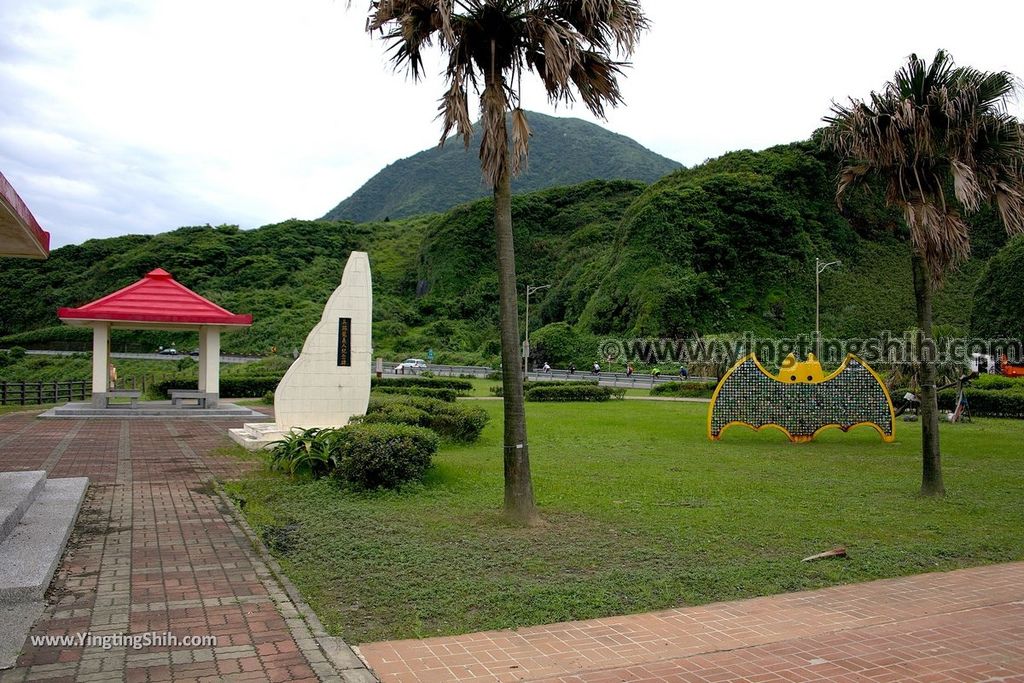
[105,390,141,408]
[170,390,208,408]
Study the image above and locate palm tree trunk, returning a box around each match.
[911,252,944,496]
[491,101,539,525]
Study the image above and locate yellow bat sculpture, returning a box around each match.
[707,353,895,443]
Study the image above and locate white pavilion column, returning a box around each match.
[201,327,220,407]
[91,322,110,407]
[197,327,208,392]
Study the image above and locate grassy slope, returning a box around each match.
[225,400,1024,644]
[2,143,1015,366]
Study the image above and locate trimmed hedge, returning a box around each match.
[490,379,598,397]
[938,388,1024,418]
[525,384,623,402]
[154,376,280,398]
[372,386,458,402]
[650,381,718,398]
[971,374,1024,392]
[372,376,472,392]
[331,423,439,489]
[362,394,489,442]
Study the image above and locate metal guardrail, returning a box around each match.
[0,380,90,406]
[23,349,261,364]
[381,361,716,389]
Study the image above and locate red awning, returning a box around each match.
[0,172,50,259]
[58,268,253,327]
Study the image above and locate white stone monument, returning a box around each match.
[229,251,372,450]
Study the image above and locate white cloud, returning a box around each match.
[0,0,1022,247]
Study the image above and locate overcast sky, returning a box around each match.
[2,1,1022,248]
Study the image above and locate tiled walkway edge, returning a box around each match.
[213,485,378,683]
[358,561,1024,682]
[0,413,376,682]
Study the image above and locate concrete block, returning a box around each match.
[0,471,46,546]
[0,477,89,604]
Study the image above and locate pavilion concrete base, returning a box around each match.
[37,401,273,420]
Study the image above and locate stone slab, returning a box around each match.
[37,402,272,420]
[274,251,372,431]
[0,471,46,546]
[227,422,292,451]
[0,600,44,669]
[0,477,89,604]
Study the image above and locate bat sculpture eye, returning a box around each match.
[790,375,797,381]
[807,376,814,381]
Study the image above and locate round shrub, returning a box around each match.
[332,423,439,489]
[357,403,431,427]
[365,394,489,442]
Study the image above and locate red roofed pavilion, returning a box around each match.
[59,269,253,408]
[0,171,50,259]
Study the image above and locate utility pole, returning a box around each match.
[815,257,841,360]
[524,284,551,377]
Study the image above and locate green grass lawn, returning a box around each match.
[223,400,1024,645]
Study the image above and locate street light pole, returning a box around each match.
[524,284,551,376]
[815,257,841,360]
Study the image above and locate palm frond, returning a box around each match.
[823,50,1024,282]
[365,0,647,182]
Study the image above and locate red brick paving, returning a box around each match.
[5,409,1024,682]
[357,563,1024,682]
[0,410,365,682]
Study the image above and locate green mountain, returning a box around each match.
[321,111,682,223]
[1,140,1017,369]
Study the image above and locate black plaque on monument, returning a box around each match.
[337,317,351,367]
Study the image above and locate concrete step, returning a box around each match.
[0,472,46,546]
[0,477,89,604]
[228,422,293,451]
[38,402,273,420]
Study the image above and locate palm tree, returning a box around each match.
[823,50,1024,496]
[361,0,647,523]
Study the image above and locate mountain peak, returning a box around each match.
[321,111,681,223]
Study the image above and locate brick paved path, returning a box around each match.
[358,562,1024,682]
[0,411,372,683]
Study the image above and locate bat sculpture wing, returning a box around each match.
[707,353,895,443]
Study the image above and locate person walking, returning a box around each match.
[626,363,634,377]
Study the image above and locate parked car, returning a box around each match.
[189,348,200,357]
[394,358,427,372]
[158,347,178,355]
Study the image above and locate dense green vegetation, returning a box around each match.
[2,140,1020,370]
[224,399,1024,643]
[321,112,681,222]
[972,234,1024,339]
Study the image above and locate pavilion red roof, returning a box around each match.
[58,268,253,327]
[0,171,50,259]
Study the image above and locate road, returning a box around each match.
[24,349,261,364]
[21,350,715,387]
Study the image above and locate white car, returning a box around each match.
[158,347,178,355]
[395,358,427,372]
